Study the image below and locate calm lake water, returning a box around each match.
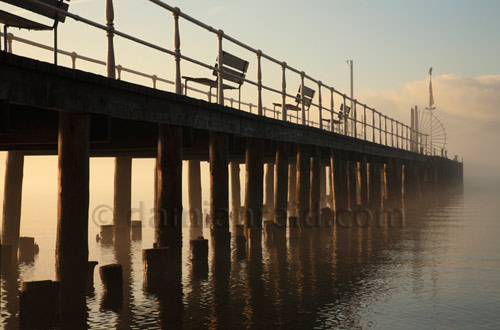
[1,179,500,329]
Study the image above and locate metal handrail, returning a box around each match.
[1,0,429,154]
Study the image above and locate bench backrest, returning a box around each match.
[213,51,249,86]
[339,103,351,118]
[294,85,315,109]
[1,0,69,23]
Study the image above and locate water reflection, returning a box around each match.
[3,188,500,329]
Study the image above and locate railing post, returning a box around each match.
[391,119,394,147]
[281,62,287,121]
[106,0,115,79]
[173,7,182,95]
[116,64,122,80]
[70,52,77,69]
[372,109,375,142]
[6,32,13,53]
[396,121,399,148]
[353,101,357,138]
[318,81,323,130]
[257,50,263,116]
[363,104,367,140]
[378,113,382,144]
[300,72,305,125]
[343,94,347,135]
[384,116,388,146]
[152,75,157,89]
[330,88,335,132]
[217,30,224,106]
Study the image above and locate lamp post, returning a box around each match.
[347,60,353,136]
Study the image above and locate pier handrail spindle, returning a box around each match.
[173,7,182,95]
[318,81,323,130]
[217,30,224,106]
[363,104,367,141]
[106,0,115,79]
[301,72,305,125]
[330,88,335,132]
[372,108,375,142]
[343,94,347,135]
[281,62,287,121]
[257,50,263,116]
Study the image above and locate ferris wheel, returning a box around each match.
[417,109,447,156]
[417,68,447,156]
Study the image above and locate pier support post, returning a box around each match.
[288,162,297,217]
[113,157,131,243]
[264,163,275,218]
[209,132,230,248]
[230,162,241,225]
[369,159,382,208]
[348,156,358,209]
[332,150,348,211]
[244,138,264,235]
[296,144,310,227]
[155,124,183,249]
[320,163,327,209]
[56,112,90,325]
[309,146,321,227]
[274,142,289,230]
[1,151,24,261]
[188,160,203,239]
[359,157,368,206]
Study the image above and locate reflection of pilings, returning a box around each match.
[309,146,321,227]
[332,150,348,211]
[264,163,275,218]
[210,234,231,329]
[296,144,310,226]
[359,157,368,206]
[1,264,19,329]
[56,112,89,328]
[230,162,241,225]
[244,138,264,234]
[156,124,183,248]
[114,229,132,328]
[274,141,289,229]
[20,280,60,329]
[113,157,132,241]
[1,151,24,261]
[188,160,203,240]
[288,162,297,217]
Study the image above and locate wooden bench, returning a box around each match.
[183,51,249,109]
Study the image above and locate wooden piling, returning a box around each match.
[309,146,321,227]
[369,160,382,208]
[320,163,327,209]
[188,160,203,238]
[1,151,24,261]
[332,150,348,211]
[296,144,310,227]
[244,138,264,234]
[230,162,241,225]
[264,163,275,218]
[288,162,297,217]
[359,157,368,206]
[348,158,357,209]
[156,124,183,249]
[274,141,289,229]
[210,132,230,248]
[113,157,131,242]
[56,112,90,323]
[130,220,142,241]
